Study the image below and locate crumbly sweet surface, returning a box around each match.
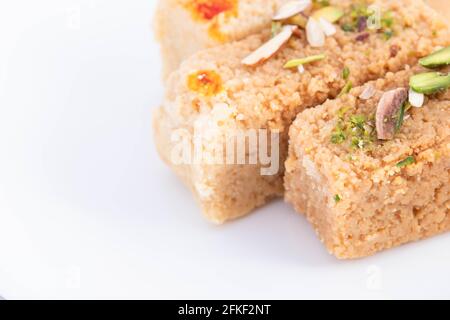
[155,0,450,223]
[155,0,450,79]
[285,67,450,258]
[154,0,288,78]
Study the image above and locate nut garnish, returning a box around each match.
[283,53,326,68]
[355,32,370,42]
[419,46,450,68]
[338,81,352,97]
[409,72,450,94]
[396,156,415,168]
[242,25,297,66]
[330,108,376,150]
[376,88,408,140]
[408,88,424,108]
[318,17,337,36]
[312,6,344,23]
[273,0,312,21]
[306,17,325,47]
[359,84,376,100]
[342,66,350,80]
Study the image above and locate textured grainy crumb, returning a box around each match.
[154,0,288,79]
[154,0,449,79]
[285,66,450,259]
[154,0,450,223]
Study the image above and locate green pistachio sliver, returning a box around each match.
[381,11,394,29]
[271,21,282,37]
[341,23,354,32]
[419,46,450,68]
[409,72,450,94]
[383,30,394,40]
[395,102,406,133]
[313,6,344,23]
[396,156,415,168]
[338,81,353,97]
[284,54,326,68]
[331,130,346,144]
[334,194,342,203]
[342,66,350,80]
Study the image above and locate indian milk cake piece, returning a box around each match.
[154,0,450,223]
[285,63,450,259]
[155,0,289,78]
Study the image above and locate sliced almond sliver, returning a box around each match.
[297,64,305,74]
[408,88,425,108]
[242,26,296,66]
[318,18,336,36]
[273,0,312,21]
[359,84,376,100]
[306,17,325,47]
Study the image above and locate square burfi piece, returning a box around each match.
[154,0,449,223]
[285,67,450,259]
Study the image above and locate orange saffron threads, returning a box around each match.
[186,0,237,21]
[187,70,223,96]
[185,0,238,41]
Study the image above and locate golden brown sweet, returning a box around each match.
[154,0,449,223]
[285,66,450,258]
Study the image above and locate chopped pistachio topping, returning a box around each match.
[312,0,330,9]
[419,46,450,68]
[313,6,344,23]
[338,81,353,97]
[394,101,407,133]
[380,11,395,40]
[396,156,415,168]
[409,72,450,95]
[271,21,283,37]
[383,30,394,40]
[337,106,350,119]
[341,23,353,32]
[330,108,376,150]
[342,66,350,80]
[334,194,342,203]
[284,53,326,68]
[339,5,394,40]
[331,129,346,144]
[381,11,394,29]
[339,3,371,32]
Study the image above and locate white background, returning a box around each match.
[0,0,449,300]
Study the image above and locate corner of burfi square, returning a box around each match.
[285,70,450,259]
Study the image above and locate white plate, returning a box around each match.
[0,0,449,299]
